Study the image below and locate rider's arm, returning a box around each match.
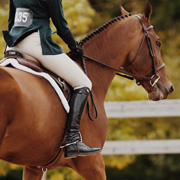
[47,0,77,51]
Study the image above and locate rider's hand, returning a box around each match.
[75,44,83,56]
[71,42,83,56]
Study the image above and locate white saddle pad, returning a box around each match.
[0,58,70,113]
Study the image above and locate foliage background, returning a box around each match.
[0,0,180,179]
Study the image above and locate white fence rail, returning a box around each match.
[102,140,180,155]
[102,100,180,155]
[104,99,180,118]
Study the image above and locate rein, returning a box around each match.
[82,54,151,81]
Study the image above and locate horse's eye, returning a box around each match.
[156,40,161,47]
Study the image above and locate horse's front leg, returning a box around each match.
[73,153,106,180]
[23,166,43,180]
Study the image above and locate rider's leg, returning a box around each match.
[63,87,101,158]
[8,31,101,158]
[36,54,101,158]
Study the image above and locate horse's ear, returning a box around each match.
[143,0,152,21]
[120,5,129,15]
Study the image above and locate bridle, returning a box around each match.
[81,15,165,87]
[122,15,165,86]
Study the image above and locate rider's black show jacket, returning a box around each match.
[3,0,77,55]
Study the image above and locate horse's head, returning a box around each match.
[121,0,174,101]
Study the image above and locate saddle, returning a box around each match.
[2,50,71,100]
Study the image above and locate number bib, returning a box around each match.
[14,8,33,27]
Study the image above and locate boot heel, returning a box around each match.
[64,144,78,158]
[64,151,77,159]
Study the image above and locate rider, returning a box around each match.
[3,0,101,158]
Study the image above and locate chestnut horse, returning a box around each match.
[0,1,173,179]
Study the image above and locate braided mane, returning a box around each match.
[79,14,132,45]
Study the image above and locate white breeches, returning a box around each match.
[7,31,92,90]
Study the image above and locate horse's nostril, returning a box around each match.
[169,85,174,94]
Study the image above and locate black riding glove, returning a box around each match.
[71,42,83,56]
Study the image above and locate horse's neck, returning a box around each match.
[83,19,134,100]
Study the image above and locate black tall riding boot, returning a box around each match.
[63,87,101,158]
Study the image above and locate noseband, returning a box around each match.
[81,15,165,87]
